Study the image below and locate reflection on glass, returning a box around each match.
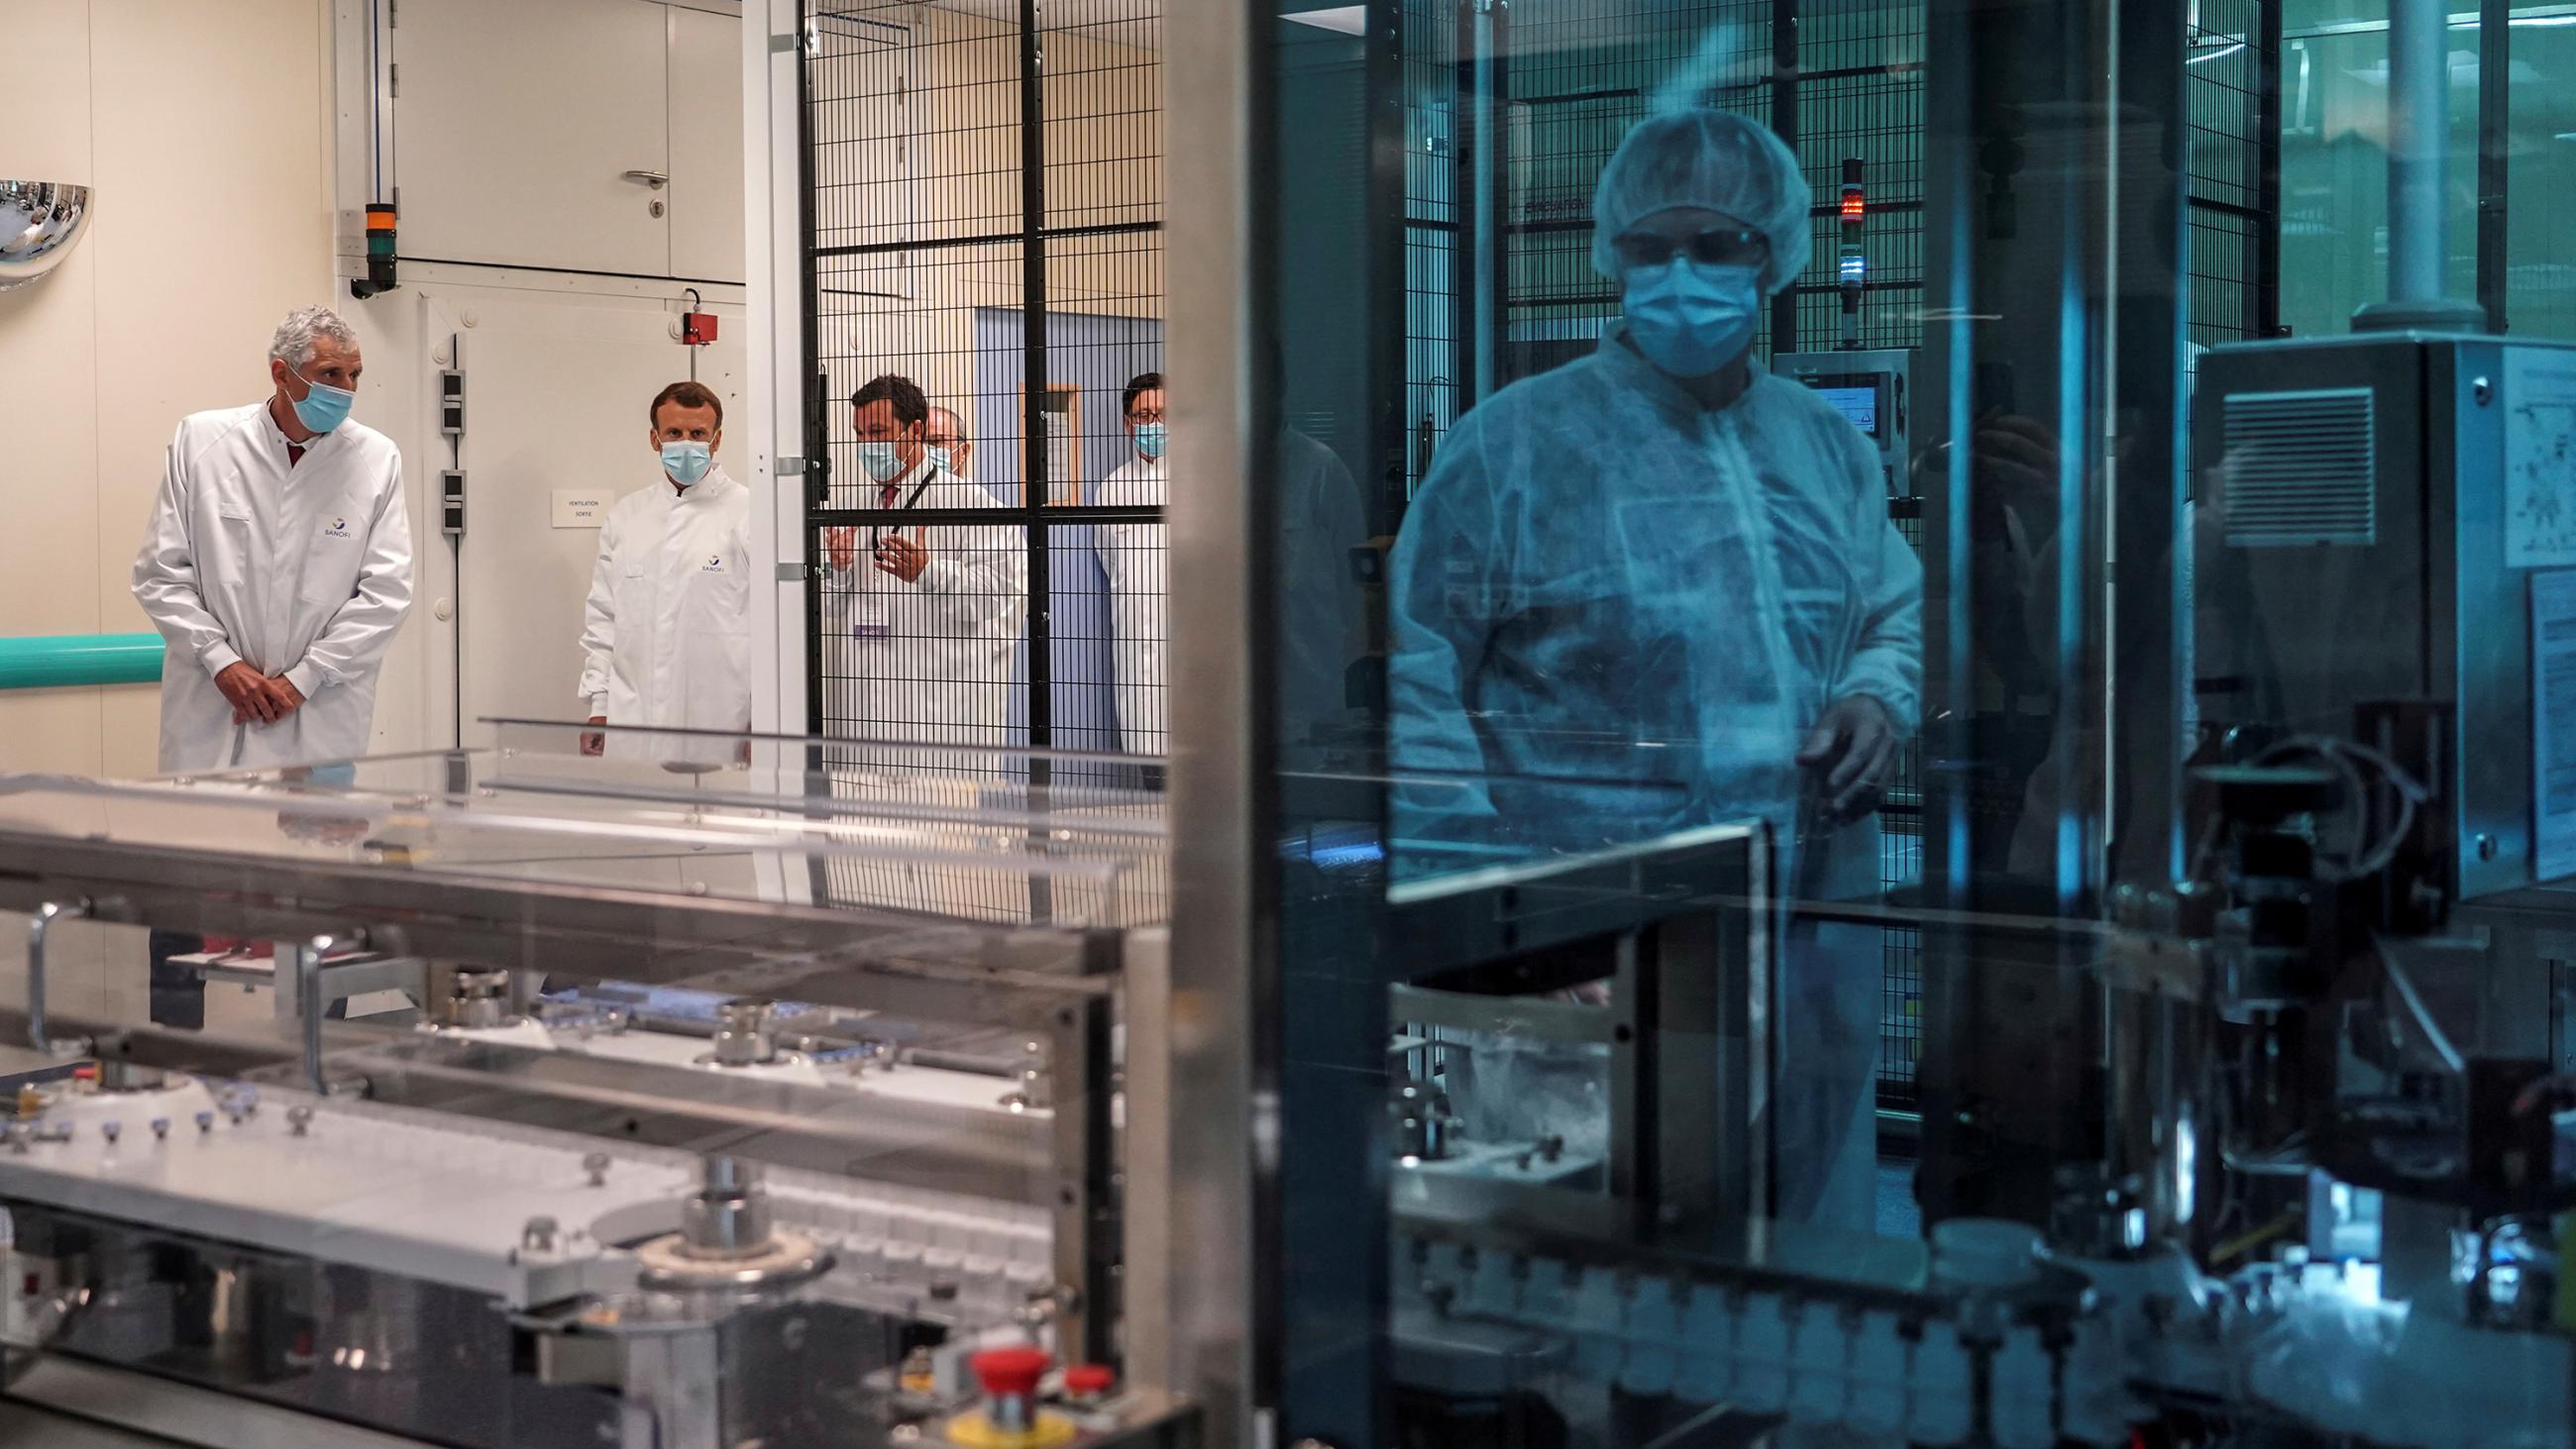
[1382,103,1920,1235]
[1243,0,2576,1444]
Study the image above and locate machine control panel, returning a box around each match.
[1773,348,1914,497]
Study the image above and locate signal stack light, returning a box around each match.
[1839,158,1867,351]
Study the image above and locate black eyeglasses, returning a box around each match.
[1610,225,1768,270]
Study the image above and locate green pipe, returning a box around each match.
[0,634,164,690]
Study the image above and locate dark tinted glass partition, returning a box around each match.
[1214,0,2576,1446]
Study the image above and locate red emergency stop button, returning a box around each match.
[1063,1364,1116,1398]
[971,1345,1053,1399]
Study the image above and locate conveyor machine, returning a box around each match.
[0,722,1187,1449]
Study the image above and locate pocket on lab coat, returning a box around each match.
[612,560,654,620]
[299,560,360,607]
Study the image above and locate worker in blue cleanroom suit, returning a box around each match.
[1387,107,1922,1234]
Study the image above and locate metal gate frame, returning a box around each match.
[793,0,1166,765]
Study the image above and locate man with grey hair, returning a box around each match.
[131,305,412,1029]
[134,304,413,773]
[925,403,974,480]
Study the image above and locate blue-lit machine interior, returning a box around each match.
[1252,0,2576,1446]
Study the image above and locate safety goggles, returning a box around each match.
[1610,224,1769,271]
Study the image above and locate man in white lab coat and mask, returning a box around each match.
[1094,372,1169,753]
[134,304,414,774]
[130,304,413,1027]
[821,374,1025,771]
[578,380,750,761]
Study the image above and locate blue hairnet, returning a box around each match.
[1589,108,1810,295]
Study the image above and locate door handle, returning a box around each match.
[620,169,670,190]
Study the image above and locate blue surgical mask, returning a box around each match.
[1135,422,1168,461]
[857,441,910,483]
[288,371,357,434]
[1622,259,1763,379]
[661,441,712,485]
[928,445,957,474]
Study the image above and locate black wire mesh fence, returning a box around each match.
[801,0,1166,922]
[2186,0,2277,351]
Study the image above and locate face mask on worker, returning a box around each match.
[661,441,712,485]
[1134,422,1168,461]
[857,440,911,484]
[928,445,957,474]
[285,365,357,434]
[1622,259,1763,379]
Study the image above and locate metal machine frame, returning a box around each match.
[0,841,1141,1380]
[0,743,1181,1448]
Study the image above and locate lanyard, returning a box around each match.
[870,468,940,549]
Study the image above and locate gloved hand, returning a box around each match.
[1796,694,1899,825]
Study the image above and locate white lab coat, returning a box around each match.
[1092,454,1167,752]
[1094,429,1367,757]
[577,466,752,760]
[133,402,413,774]
[821,457,1026,769]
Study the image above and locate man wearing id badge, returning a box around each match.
[821,374,1025,767]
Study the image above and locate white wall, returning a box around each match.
[350,0,751,752]
[0,0,336,777]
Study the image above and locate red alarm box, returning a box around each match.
[681,311,719,346]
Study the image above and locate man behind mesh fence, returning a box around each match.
[821,374,1026,770]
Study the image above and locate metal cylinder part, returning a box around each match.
[999,1037,1051,1111]
[434,968,515,1030]
[2387,0,2447,307]
[2103,981,2213,1253]
[709,1001,778,1067]
[1390,1080,1455,1163]
[678,1155,777,1261]
[95,1059,166,1094]
[2356,0,2483,330]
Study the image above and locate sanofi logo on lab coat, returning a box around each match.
[702,554,726,572]
[324,517,352,539]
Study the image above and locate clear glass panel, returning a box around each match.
[0,728,1165,934]
[2506,5,2576,336]
[2277,0,2483,338]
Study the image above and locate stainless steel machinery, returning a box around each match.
[0,722,1187,1449]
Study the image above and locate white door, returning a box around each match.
[395,0,672,275]
[450,298,749,736]
[669,5,747,284]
